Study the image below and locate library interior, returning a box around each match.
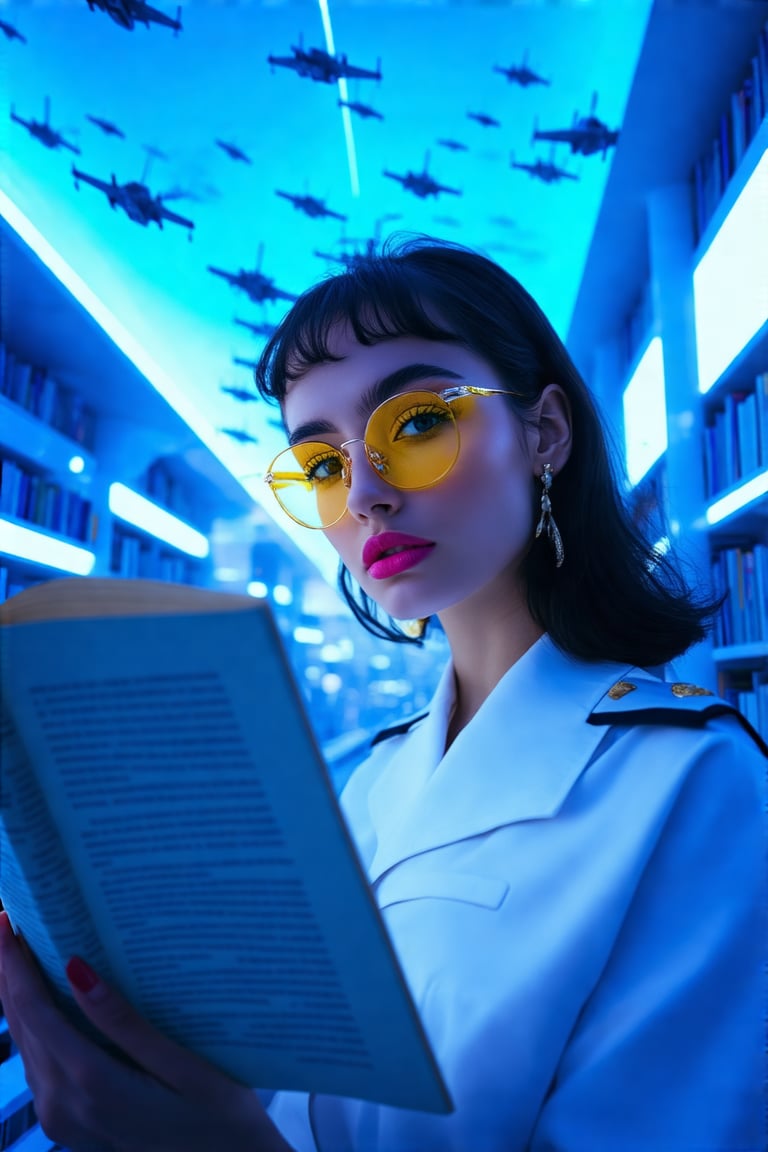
[0,0,767,1146]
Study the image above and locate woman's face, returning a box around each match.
[282,326,541,625]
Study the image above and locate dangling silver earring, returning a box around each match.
[535,463,564,568]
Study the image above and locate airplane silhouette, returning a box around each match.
[436,138,468,152]
[86,114,126,138]
[533,92,619,159]
[338,99,383,121]
[510,149,578,184]
[221,385,260,403]
[467,111,501,128]
[383,154,461,200]
[314,213,401,269]
[11,98,80,154]
[275,190,347,222]
[84,0,182,32]
[216,139,252,164]
[0,18,26,42]
[493,54,549,87]
[234,317,277,338]
[72,165,195,231]
[267,42,381,84]
[208,248,297,305]
[219,427,259,444]
[232,356,260,371]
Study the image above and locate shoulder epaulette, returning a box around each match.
[370,712,429,748]
[588,678,768,758]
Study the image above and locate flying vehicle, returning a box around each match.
[72,165,195,232]
[216,140,252,164]
[267,42,381,84]
[221,385,260,403]
[232,356,260,372]
[383,155,461,200]
[84,0,182,32]
[208,248,297,305]
[338,99,383,121]
[510,149,578,184]
[275,190,347,222]
[234,317,277,338]
[533,93,619,159]
[219,427,258,445]
[493,54,549,87]
[314,212,401,269]
[86,114,125,138]
[11,98,80,154]
[436,138,468,153]
[467,111,501,128]
[0,18,26,42]
[314,238,379,270]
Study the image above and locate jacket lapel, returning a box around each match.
[366,636,639,883]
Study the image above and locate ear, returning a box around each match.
[530,383,572,476]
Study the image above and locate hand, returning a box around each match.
[0,911,293,1152]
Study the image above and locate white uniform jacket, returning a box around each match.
[270,635,765,1151]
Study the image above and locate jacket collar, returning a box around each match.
[366,635,640,882]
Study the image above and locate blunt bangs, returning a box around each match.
[254,257,462,403]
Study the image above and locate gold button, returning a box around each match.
[670,683,714,698]
[608,680,637,700]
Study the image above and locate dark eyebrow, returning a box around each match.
[287,363,465,446]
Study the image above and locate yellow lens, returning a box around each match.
[366,391,459,489]
[267,442,347,529]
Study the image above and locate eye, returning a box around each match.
[304,449,344,484]
[391,403,452,440]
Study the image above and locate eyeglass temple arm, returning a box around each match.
[441,385,524,402]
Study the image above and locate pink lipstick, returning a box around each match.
[363,532,435,580]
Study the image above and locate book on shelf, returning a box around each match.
[692,17,768,241]
[703,372,768,498]
[0,577,451,1114]
[0,341,96,451]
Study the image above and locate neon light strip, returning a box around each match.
[318,0,360,197]
[705,469,768,525]
[694,147,768,394]
[0,518,96,574]
[109,483,210,558]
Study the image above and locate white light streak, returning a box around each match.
[109,483,210,558]
[317,0,360,197]
[705,470,768,526]
[0,518,96,575]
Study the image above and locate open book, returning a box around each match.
[0,577,451,1113]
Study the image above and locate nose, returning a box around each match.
[342,440,402,523]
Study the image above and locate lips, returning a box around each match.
[363,532,435,568]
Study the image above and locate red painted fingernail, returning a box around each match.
[66,955,100,994]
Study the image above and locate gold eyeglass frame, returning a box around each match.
[264,384,521,530]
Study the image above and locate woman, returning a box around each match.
[0,239,763,1151]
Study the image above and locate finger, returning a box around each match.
[65,954,248,1103]
[0,912,86,1070]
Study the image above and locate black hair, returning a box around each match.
[254,236,718,667]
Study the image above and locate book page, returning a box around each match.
[1,604,450,1112]
[0,705,113,1009]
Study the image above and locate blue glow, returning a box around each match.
[622,336,667,486]
[247,580,269,598]
[108,483,210,558]
[68,455,86,474]
[705,470,768,526]
[694,147,768,394]
[0,518,96,575]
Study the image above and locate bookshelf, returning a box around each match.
[567,2,768,730]
[0,209,257,601]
